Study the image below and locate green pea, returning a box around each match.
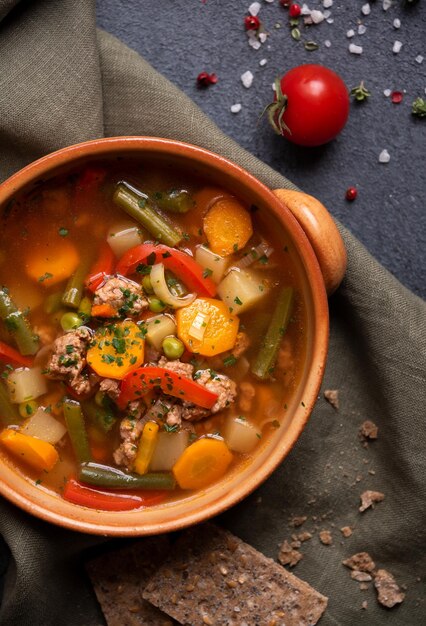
[148,297,167,313]
[142,275,154,294]
[18,400,38,419]
[162,336,185,360]
[60,311,83,332]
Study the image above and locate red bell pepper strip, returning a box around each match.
[63,478,166,511]
[115,243,217,297]
[85,242,115,292]
[118,366,218,410]
[0,341,33,368]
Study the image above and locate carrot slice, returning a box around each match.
[176,298,239,356]
[173,437,233,490]
[26,239,79,287]
[0,429,58,472]
[86,320,145,380]
[90,303,118,318]
[203,197,253,256]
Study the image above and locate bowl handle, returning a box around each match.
[273,189,347,295]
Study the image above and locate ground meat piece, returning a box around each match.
[182,370,236,422]
[359,490,385,512]
[319,530,333,546]
[374,569,405,608]
[278,540,303,567]
[343,552,376,573]
[157,356,194,379]
[165,404,183,427]
[359,420,378,440]
[113,403,147,468]
[238,381,255,412]
[145,343,161,364]
[94,276,147,315]
[46,327,92,395]
[99,378,120,400]
[323,389,339,409]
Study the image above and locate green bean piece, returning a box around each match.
[63,399,91,463]
[44,292,63,314]
[81,398,117,433]
[62,260,90,309]
[251,286,294,381]
[0,288,39,356]
[79,462,176,490]
[113,182,182,247]
[155,189,194,214]
[0,380,20,426]
[165,270,187,297]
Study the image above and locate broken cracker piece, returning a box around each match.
[359,490,385,512]
[359,420,378,440]
[323,389,339,410]
[298,531,313,542]
[86,536,176,626]
[143,523,328,626]
[319,530,333,546]
[343,552,376,572]
[278,539,303,567]
[340,526,353,538]
[351,570,372,582]
[374,569,405,608]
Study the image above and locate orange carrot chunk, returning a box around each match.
[173,437,233,490]
[203,197,253,256]
[0,429,58,472]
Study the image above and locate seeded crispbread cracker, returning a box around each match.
[143,523,328,626]
[86,536,177,626]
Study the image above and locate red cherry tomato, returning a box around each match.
[267,64,350,147]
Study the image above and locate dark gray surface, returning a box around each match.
[97,0,425,299]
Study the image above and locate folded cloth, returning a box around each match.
[0,1,425,625]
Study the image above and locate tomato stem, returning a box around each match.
[265,78,292,136]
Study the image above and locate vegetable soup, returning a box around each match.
[0,159,306,511]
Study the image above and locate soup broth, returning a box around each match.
[0,159,306,510]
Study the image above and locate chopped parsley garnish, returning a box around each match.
[271,420,280,429]
[233,243,239,252]
[203,268,213,279]
[234,296,243,305]
[258,255,268,265]
[162,251,172,259]
[136,263,151,275]
[164,423,179,433]
[112,337,126,353]
[38,272,53,283]
[147,252,157,266]
[65,345,74,354]
[101,354,116,364]
[58,227,69,237]
[138,198,147,208]
[223,355,237,367]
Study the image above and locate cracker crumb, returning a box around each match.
[374,569,405,608]
[351,570,373,582]
[290,515,307,527]
[360,582,370,590]
[361,600,368,610]
[343,552,376,572]
[340,526,353,538]
[319,530,333,546]
[359,420,378,440]
[278,540,303,567]
[298,531,313,542]
[324,389,339,410]
[359,490,385,512]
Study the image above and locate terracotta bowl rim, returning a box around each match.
[0,136,329,535]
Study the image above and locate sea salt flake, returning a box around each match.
[241,71,254,88]
[361,3,371,16]
[259,58,268,66]
[264,0,274,3]
[349,43,363,55]
[327,17,334,24]
[324,40,332,48]
[311,10,325,23]
[393,40,403,54]
[383,0,392,10]
[383,89,391,96]
[358,24,367,35]
[415,55,424,64]
[230,104,242,114]
[249,2,261,16]
[393,18,401,29]
[346,29,355,38]
[323,0,333,7]
[323,10,331,18]
[249,38,262,50]
[379,149,391,163]
[301,4,311,15]
[259,32,267,43]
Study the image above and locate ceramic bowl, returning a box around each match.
[0,137,344,535]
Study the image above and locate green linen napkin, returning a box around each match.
[0,1,425,625]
